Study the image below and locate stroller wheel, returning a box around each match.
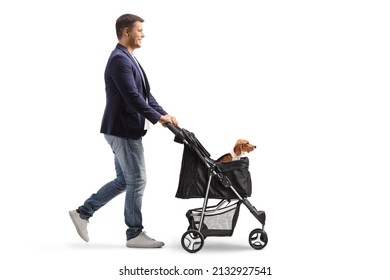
[249,228,268,250]
[181,230,204,253]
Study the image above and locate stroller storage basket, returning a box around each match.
[186,200,241,237]
[176,145,252,199]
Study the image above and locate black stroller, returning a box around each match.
[167,124,268,253]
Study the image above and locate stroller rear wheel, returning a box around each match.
[249,228,268,250]
[181,230,204,253]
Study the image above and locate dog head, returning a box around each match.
[233,139,256,157]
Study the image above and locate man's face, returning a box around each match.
[126,21,144,50]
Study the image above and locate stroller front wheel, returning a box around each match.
[181,230,204,253]
[249,228,268,250]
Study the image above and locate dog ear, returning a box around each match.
[233,139,242,156]
[234,139,246,156]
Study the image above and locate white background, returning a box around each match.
[1,0,389,279]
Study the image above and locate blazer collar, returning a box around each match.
[116,43,135,60]
[117,43,144,67]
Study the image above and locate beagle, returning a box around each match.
[216,139,256,163]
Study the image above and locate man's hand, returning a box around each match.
[159,115,178,127]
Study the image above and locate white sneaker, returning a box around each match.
[69,210,89,242]
[126,231,164,248]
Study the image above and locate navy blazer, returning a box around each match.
[100,44,167,139]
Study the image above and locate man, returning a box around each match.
[69,14,178,248]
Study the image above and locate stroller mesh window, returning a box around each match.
[187,201,241,237]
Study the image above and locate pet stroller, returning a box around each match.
[167,124,268,253]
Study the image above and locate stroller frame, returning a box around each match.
[167,124,268,253]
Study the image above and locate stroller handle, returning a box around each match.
[166,122,181,135]
[166,123,185,144]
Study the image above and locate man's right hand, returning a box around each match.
[159,115,178,127]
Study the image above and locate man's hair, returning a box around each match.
[116,14,144,39]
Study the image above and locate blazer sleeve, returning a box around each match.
[148,92,168,116]
[108,54,163,124]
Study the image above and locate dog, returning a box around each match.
[216,139,256,163]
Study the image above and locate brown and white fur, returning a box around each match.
[216,139,256,163]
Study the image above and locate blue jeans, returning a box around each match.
[78,135,146,240]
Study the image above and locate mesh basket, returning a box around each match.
[186,201,241,237]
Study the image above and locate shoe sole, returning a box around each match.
[126,242,165,248]
[126,244,164,248]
